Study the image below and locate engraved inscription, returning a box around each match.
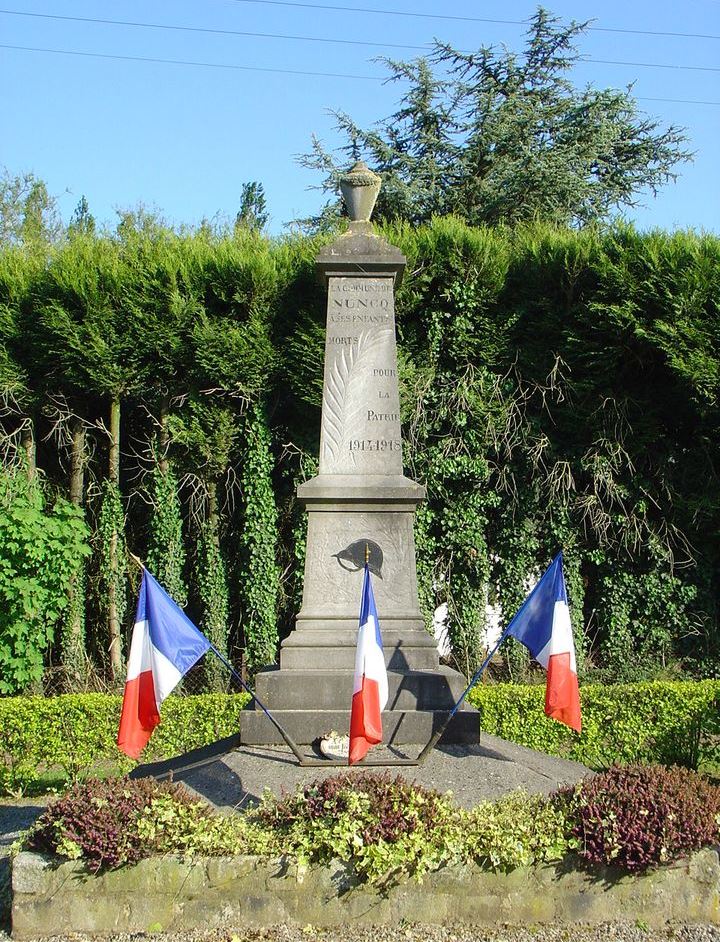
[340,282,392,293]
[336,297,389,309]
[322,328,394,465]
[367,410,399,422]
[329,313,392,324]
[349,439,401,451]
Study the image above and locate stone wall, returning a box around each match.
[12,849,720,938]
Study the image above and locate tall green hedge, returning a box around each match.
[0,681,717,795]
[0,221,718,687]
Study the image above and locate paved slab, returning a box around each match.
[171,735,590,811]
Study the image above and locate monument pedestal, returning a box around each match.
[240,163,478,748]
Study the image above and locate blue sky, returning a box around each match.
[1,0,718,235]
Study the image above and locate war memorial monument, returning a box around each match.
[240,161,477,748]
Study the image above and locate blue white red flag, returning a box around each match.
[349,563,389,765]
[506,552,582,732]
[117,569,211,758]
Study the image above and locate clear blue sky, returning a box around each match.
[1,0,718,235]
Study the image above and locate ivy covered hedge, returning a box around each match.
[1,681,717,795]
[1,221,719,692]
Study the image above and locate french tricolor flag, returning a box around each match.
[506,552,582,732]
[117,569,211,759]
[349,564,389,765]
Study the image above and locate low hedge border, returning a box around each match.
[0,693,251,794]
[0,680,718,795]
[467,679,720,770]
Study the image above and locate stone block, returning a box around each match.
[11,850,720,937]
[254,667,468,711]
[239,706,479,746]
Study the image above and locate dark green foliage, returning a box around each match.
[561,765,720,872]
[301,11,690,229]
[96,478,127,659]
[146,465,187,609]
[0,469,90,694]
[237,404,280,673]
[195,512,230,689]
[0,220,718,683]
[389,218,720,673]
[28,776,206,871]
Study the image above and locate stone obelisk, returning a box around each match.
[240,162,477,745]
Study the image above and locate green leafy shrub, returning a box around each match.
[465,791,572,869]
[134,792,272,859]
[1,681,718,795]
[257,772,464,884]
[561,765,720,872]
[468,680,720,770]
[0,470,90,693]
[22,769,719,884]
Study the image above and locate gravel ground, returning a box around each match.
[0,922,719,942]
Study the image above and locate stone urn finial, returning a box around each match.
[339,160,381,223]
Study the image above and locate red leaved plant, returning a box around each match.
[561,764,720,872]
[28,776,204,871]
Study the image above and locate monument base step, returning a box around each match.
[239,706,479,746]
[280,629,439,670]
[254,666,469,711]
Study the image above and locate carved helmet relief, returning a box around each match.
[332,539,384,579]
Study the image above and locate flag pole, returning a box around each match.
[205,644,308,765]
[415,627,511,765]
[127,551,307,765]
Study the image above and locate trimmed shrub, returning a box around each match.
[0,693,250,794]
[1,680,718,795]
[468,679,720,770]
[561,764,720,872]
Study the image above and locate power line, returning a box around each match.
[0,9,430,53]
[638,96,720,105]
[228,0,720,41]
[0,43,379,79]
[2,42,720,105]
[3,10,719,73]
[584,58,719,73]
